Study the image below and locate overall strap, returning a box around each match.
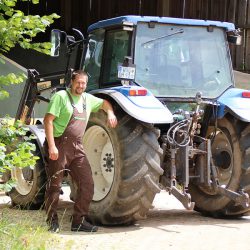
[66,90,86,109]
[82,94,86,110]
[66,90,75,108]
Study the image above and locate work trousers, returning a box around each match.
[44,136,94,225]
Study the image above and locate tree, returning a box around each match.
[0,0,59,186]
[0,0,59,99]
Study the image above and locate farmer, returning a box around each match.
[43,70,117,233]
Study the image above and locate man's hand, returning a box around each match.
[107,112,117,128]
[49,145,59,160]
[101,100,118,128]
[44,113,58,160]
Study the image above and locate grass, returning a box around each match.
[0,207,74,250]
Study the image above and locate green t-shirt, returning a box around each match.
[46,89,103,137]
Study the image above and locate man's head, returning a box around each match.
[70,70,88,96]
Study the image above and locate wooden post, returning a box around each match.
[60,0,72,31]
[227,0,237,68]
[245,0,250,72]
[236,0,247,71]
[157,0,170,17]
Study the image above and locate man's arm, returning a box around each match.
[101,100,117,128]
[44,113,59,160]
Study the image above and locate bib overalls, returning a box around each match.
[44,92,94,225]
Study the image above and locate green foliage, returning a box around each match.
[0,117,39,177]
[0,0,60,99]
[0,1,58,190]
[0,71,26,99]
[0,0,59,54]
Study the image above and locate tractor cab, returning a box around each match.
[83,16,240,100]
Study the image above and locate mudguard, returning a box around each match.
[28,124,46,162]
[90,86,173,124]
[217,88,250,122]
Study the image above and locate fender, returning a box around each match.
[217,88,250,122]
[90,86,173,124]
[28,124,46,163]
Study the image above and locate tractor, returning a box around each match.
[6,15,250,225]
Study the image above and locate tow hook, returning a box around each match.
[161,176,195,210]
[171,186,195,210]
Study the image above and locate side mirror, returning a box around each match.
[227,29,242,45]
[50,29,61,57]
[228,35,242,45]
[50,28,85,57]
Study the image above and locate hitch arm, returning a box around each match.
[217,186,249,208]
[211,162,249,208]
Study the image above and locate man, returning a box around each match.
[43,70,117,233]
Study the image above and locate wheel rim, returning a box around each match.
[211,129,233,186]
[201,128,233,195]
[83,125,115,201]
[11,167,34,195]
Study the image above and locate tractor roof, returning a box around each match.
[88,15,235,33]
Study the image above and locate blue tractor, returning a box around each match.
[8,16,250,225]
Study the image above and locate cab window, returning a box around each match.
[83,29,104,91]
[102,30,130,84]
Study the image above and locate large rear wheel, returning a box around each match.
[189,116,250,217]
[80,110,163,225]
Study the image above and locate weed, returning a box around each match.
[0,207,74,250]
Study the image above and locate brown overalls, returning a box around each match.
[44,91,94,225]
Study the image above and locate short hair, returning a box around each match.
[72,70,88,81]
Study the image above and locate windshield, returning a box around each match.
[134,23,233,98]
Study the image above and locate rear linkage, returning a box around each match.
[160,92,249,211]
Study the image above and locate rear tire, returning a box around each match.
[80,110,163,225]
[189,116,250,217]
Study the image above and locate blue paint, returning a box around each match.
[110,86,164,109]
[88,15,235,33]
[217,88,250,121]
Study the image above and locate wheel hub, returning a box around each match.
[22,167,34,181]
[199,129,233,195]
[212,131,233,187]
[11,167,34,195]
[102,153,114,172]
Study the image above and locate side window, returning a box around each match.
[83,30,104,91]
[102,30,130,83]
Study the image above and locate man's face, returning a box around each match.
[71,74,88,96]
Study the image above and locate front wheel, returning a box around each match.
[81,110,163,225]
[8,148,46,209]
[189,116,250,217]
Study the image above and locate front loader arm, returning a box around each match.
[16,69,71,124]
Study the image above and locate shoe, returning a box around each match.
[47,220,60,233]
[71,219,98,232]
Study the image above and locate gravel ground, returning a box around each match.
[1,189,250,250]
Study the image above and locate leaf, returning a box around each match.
[0,90,9,100]
[5,10,13,16]
[32,0,40,4]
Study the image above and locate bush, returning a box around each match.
[0,117,39,191]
